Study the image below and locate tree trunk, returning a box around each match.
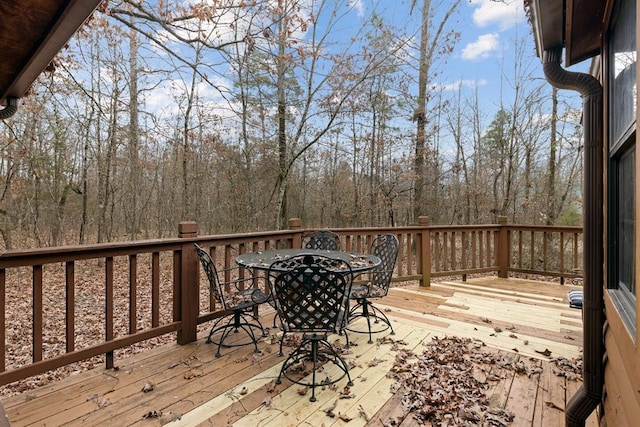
[127,23,141,237]
[275,0,288,230]
[546,87,558,225]
[413,0,430,222]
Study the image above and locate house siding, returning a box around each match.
[603,293,640,425]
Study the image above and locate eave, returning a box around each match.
[0,0,101,106]
[526,0,607,66]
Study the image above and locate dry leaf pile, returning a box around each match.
[386,336,585,425]
[389,336,515,425]
[551,356,583,381]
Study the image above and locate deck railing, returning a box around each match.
[0,216,583,387]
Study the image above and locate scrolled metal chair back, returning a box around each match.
[194,243,226,309]
[269,254,353,333]
[369,234,399,293]
[302,230,341,251]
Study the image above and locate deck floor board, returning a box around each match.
[1,277,593,426]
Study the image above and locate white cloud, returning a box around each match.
[461,33,500,61]
[441,79,488,92]
[468,0,525,31]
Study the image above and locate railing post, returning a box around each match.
[418,216,431,287]
[178,221,198,345]
[497,216,509,278]
[288,217,303,248]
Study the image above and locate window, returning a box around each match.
[612,145,635,293]
[608,0,637,332]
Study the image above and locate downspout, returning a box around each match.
[0,97,19,120]
[543,46,604,427]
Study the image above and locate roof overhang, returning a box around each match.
[0,0,101,106]
[526,0,607,66]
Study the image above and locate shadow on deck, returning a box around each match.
[2,277,595,426]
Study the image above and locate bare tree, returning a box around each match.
[410,0,461,222]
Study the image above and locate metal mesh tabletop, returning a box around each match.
[236,248,380,273]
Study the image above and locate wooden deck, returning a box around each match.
[1,277,596,426]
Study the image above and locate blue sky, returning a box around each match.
[130,0,587,134]
[346,0,586,115]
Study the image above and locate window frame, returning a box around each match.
[606,0,637,335]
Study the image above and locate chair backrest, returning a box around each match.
[302,230,341,250]
[194,243,228,310]
[268,254,353,333]
[369,234,399,293]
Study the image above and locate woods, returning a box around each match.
[0,0,584,249]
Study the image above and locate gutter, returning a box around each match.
[542,47,604,426]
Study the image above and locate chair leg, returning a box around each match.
[278,331,287,357]
[310,340,318,402]
[206,311,266,357]
[275,334,352,402]
[347,298,394,344]
[362,301,373,344]
[366,301,395,336]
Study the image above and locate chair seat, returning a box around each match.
[222,287,269,309]
[351,284,386,299]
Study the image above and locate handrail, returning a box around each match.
[0,216,583,388]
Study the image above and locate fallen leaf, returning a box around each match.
[339,413,353,422]
[235,356,249,363]
[368,357,385,367]
[535,348,553,357]
[97,397,110,408]
[323,399,338,417]
[141,382,155,393]
[142,410,162,419]
[160,412,182,423]
[183,370,203,379]
[545,401,565,411]
[358,404,369,422]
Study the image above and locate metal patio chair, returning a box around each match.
[346,234,399,343]
[268,253,354,402]
[194,243,269,357]
[302,230,341,250]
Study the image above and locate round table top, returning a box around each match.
[235,248,380,273]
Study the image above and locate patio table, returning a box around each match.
[235,248,381,274]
